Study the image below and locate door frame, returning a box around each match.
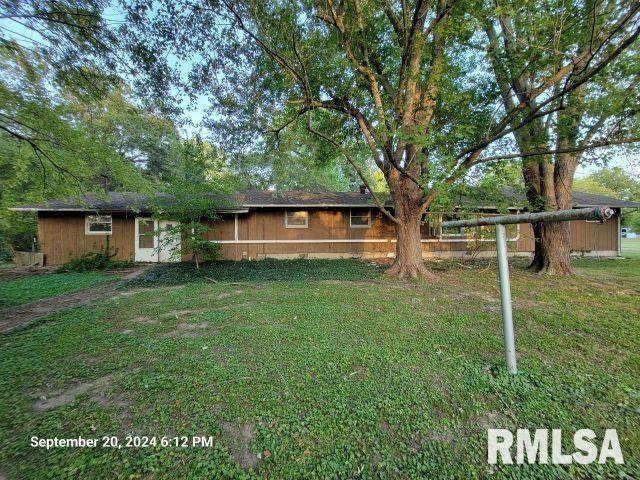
[134,217,158,262]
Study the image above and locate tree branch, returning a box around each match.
[476,137,640,163]
[306,114,398,224]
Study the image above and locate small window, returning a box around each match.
[350,209,371,228]
[285,210,308,228]
[138,219,155,248]
[85,214,112,235]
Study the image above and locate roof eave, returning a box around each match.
[243,203,387,208]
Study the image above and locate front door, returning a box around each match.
[135,217,158,262]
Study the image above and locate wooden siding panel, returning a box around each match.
[37,208,621,263]
[38,212,135,265]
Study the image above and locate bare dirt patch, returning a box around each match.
[0,266,59,281]
[1,283,118,332]
[163,322,211,338]
[411,426,463,452]
[33,374,115,412]
[176,322,209,331]
[211,290,246,300]
[379,420,393,432]
[220,421,260,470]
[467,410,509,430]
[0,266,151,333]
[83,356,102,365]
[422,427,460,446]
[343,365,367,381]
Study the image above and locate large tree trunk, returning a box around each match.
[387,211,434,280]
[526,155,580,275]
[520,153,577,275]
[528,222,544,271]
[537,221,575,275]
[524,84,584,275]
[385,174,436,280]
[529,216,577,275]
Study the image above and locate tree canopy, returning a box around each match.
[1,0,639,275]
[120,0,640,277]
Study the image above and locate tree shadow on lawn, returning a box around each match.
[126,259,388,287]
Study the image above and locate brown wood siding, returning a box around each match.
[514,211,620,254]
[38,212,135,265]
[201,208,620,260]
[569,210,619,253]
[37,208,620,263]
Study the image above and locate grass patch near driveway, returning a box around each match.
[0,259,638,478]
[0,272,112,309]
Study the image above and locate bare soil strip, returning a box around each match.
[0,267,149,333]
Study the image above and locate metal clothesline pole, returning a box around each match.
[495,224,517,374]
[441,206,615,375]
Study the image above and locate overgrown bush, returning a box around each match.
[57,250,134,273]
[156,221,221,268]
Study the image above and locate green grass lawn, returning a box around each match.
[0,272,112,309]
[0,259,638,478]
[622,237,640,255]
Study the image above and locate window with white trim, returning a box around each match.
[285,210,308,228]
[350,208,371,228]
[85,214,112,235]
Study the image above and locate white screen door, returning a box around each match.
[135,218,158,262]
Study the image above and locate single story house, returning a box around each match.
[10,189,640,265]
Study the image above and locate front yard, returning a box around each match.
[0,272,111,309]
[0,258,638,478]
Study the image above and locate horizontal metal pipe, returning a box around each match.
[441,207,614,228]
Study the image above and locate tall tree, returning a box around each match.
[575,166,640,230]
[484,0,640,274]
[227,118,378,191]
[67,86,186,180]
[123,0,640,279]
[577,166,640,201]
[0,44,151,255]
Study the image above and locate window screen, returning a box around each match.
[350,209,371,228]
[285,210,308,228]
[138,220,155,248]
[86,215,112,234]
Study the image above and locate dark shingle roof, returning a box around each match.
[9,188,640,212]
[9,192,154,213]
[568,191,640,208]
[236,190,386,207]
[497,187,640,208]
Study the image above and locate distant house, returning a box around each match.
[10,189,640,265]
